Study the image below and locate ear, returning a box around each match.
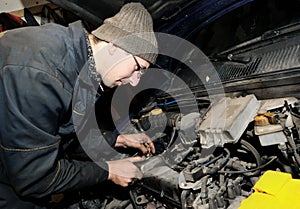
[108,43,118,55]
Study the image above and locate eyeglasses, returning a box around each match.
[132,55,146,78]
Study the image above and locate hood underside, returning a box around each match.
[47,0,195,27]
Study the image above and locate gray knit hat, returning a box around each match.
[92,3,158,64]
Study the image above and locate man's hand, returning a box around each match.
[115,133,155,156]
[107,156,144,187]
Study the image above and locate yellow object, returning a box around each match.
[150,108,163,115]
[239,170,300,209]
[0,31,7,38]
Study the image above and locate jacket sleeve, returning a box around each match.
[0,66,108,198]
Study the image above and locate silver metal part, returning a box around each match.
[258,131,287,146]
[198,94,260,148]
[254,124,283,135]
[259,97,298,111]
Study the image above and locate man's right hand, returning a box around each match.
[107,156,144,187]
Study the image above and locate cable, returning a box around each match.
[204,154,223,167]
[218,156,277,174]
[156,98,210,107]
[240,140,262,176]
[166,127,177,149]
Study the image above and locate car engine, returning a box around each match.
[124,93,300,209]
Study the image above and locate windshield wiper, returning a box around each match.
[262,21,300,40]
[219,21,300,55]
[211,53,252,64]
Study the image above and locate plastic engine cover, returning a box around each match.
[198,94,260,148]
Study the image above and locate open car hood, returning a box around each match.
[47,0,196,27]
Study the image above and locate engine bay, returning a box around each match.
[125,94,300,209]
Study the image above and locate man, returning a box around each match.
[0,2,157,209]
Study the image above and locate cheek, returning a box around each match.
[114,63,135,78]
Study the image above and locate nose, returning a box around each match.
[128,71,141,86]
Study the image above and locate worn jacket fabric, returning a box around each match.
[0,21,117,208]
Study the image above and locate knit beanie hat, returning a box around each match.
[92,3,158,64]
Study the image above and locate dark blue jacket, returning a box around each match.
[0,21,117,208]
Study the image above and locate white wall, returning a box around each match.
[0,0,49,13]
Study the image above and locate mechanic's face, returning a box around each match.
[95,43,150,88]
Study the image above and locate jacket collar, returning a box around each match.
[69,21,102,93]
